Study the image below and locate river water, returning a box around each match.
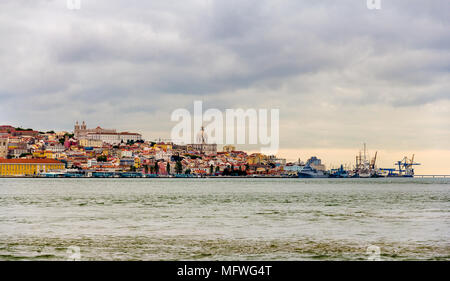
[0,178,448,260]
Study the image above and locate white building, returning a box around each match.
[45,143,66,153]
[155,150,172,161]
[120,150,133,158]
[74,121,142,145]
[85,132,141,145]
[119,132,142,143]
[87,159,97,168]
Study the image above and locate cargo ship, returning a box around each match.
[353,143,378,178]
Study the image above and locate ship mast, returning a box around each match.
[363,143,366,162]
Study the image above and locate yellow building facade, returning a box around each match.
[153,143,172,151]
[32,150,55,159]
[79,138,103,148]
[0,159,65,176]
[247,153,268,165]
[223,145,236,152]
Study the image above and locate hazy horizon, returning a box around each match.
[1,0,449,174]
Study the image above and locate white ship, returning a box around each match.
[355,143,377,178]
[298,165,328,178]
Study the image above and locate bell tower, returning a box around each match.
[74,121,80,138]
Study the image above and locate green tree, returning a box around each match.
[185,168,191,175]
[210,164,214,175]
[215,166,220,173]
[154,162,159,174]
[97,155,107,162]
[166,162,171,175]
[175,161,183,174]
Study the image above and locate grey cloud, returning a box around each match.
[0,0,449,150]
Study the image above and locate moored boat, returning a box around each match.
[298,165,329,178]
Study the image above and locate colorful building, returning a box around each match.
[0,138,8,158]
[79,138,103,148]
[32,150,55,159]
[0,159,65,176]
[223,145,236,152]
[247,153,267,165]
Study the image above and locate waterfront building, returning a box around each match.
[0,159,65,176]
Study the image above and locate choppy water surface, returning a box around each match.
[0,178,449,260]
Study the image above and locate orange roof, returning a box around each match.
[119,132,141,135]
[0,159,64,164]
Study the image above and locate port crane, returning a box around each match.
[395,154,420,177]
[370,151,377,170]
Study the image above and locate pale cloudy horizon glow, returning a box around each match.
[0,0,449,174]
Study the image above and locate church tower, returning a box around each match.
[74,121,80,138]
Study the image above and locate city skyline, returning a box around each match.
[0,0,449,264]
[0,121,444,175]
[1,0,449,174]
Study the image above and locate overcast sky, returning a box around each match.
[0,0,449,172]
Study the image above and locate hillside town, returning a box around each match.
[0,122,305,177]
[0,122,420,178]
